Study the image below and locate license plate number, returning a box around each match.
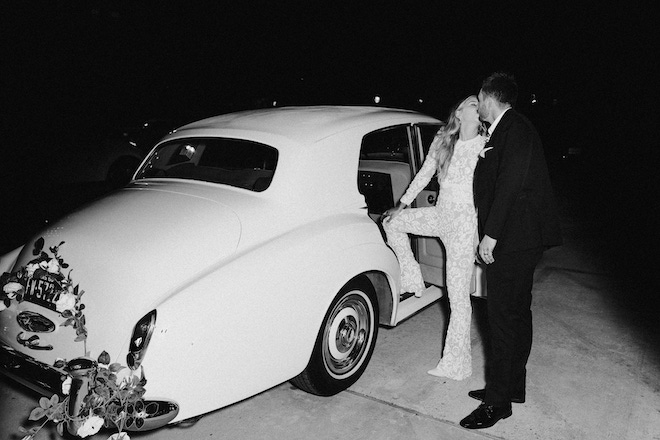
[25,278,60,311]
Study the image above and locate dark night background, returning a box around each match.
[1,2,658,294]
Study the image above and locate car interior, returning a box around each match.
[357,126,415,222]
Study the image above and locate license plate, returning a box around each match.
[24,277,61,311]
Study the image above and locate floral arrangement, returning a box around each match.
[1,237,155,439]
[1,237,87,345]
[18,351,156,440]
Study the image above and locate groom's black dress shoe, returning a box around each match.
[459,403,512,429]
[468,388,525,404]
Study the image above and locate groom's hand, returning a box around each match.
[479,235,497,264]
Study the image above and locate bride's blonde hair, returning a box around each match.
[433,95,484,180]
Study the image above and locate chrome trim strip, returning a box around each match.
[0,342,63,396]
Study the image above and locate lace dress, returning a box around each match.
[383,134,485,380]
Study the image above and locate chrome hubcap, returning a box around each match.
[323,291,372,377]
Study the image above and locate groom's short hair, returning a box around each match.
[481,72,518,108]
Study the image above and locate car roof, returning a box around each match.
[171,106,440,147]
[148,106,442,213]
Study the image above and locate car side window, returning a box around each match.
[359,126,411,164]
[416,123,444,192]
[419,123,444,156]
[358,126,413,216]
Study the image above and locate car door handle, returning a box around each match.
[427,195,435,204]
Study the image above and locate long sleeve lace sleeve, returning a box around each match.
[400,137,441,206]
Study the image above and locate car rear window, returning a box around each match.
[135,138,278,191]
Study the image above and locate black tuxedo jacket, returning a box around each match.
[474,109,562,253]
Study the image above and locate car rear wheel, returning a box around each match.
[291,276,378,396]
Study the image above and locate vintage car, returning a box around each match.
[0,106,484,435]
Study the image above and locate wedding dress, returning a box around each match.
[383,134,485,380]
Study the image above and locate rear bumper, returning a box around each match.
[0,341,64,396]
[1,342,180,432]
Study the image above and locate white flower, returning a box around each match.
[479,147,494,158]
[46,258,61,274]
[76,415,104,437]
[61,376,72,395]
[108,433,131,440]
[26,263,39,277]
[3,282,24,298]
[55,292,77,313]
[0,302,6,312]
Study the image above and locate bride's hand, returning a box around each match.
[382,204,405,223]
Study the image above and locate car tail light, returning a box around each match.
[127,310,156,370]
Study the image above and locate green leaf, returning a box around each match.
[57,421,64,436]
[39,396,50,408]
[49,394,60,406]
[109,363,124,373]
[29,407,47,420]
[53,402,66,419]
[74,334,87,342]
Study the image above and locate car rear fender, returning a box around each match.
[136,212,398,422]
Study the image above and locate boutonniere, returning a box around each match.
[479,147,493,158]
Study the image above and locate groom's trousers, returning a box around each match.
[483,246,543,407]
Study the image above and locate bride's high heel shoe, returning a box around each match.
[427,362,471,380]
[427,365,446,377]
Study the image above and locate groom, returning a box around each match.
[460,72,562,429]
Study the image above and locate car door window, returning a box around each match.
[360,127,412,164]
[418,124,443,156]
[358,126,413,216]
[412,123,444,192]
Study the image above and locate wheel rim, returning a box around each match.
[321,290,374,378]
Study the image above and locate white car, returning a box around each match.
[0,106,484,435]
